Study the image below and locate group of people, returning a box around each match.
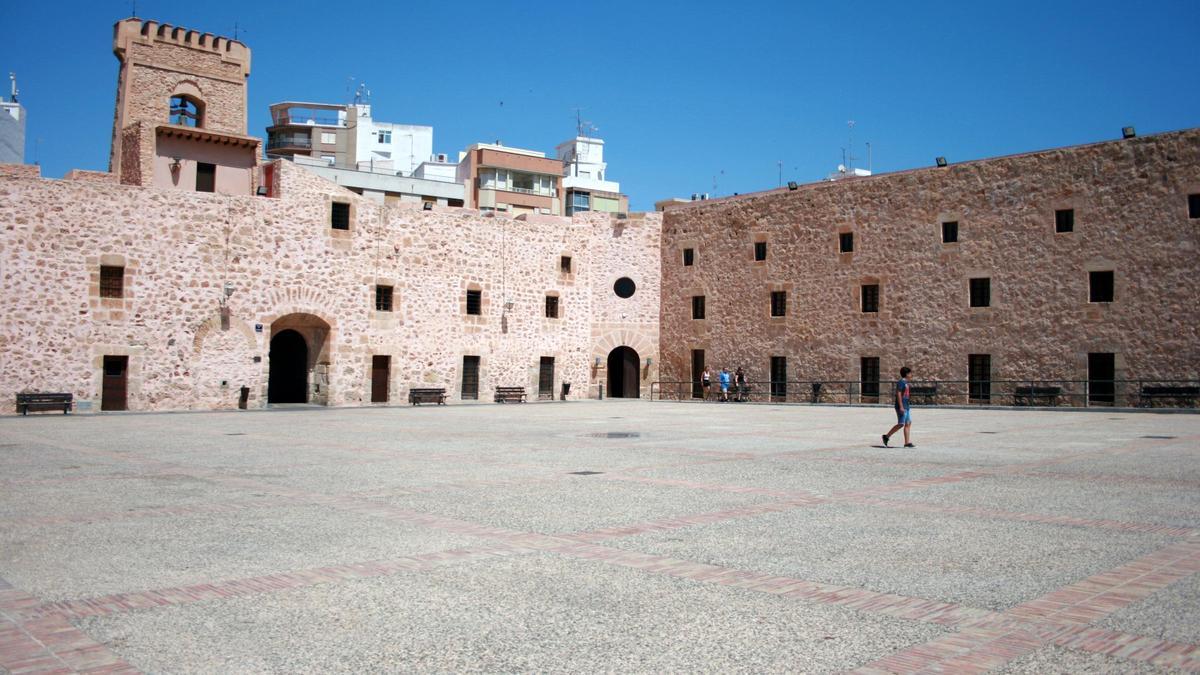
[699,365,916,448]
[699,366,749,402]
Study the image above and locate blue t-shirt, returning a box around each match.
[895,378,910,410]
[719,371,731,387]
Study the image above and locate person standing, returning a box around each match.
[734,367,747,402]
[882,366,915,448]
[701,367,712,400]
[719,367,731,402]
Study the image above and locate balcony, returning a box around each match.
[267,135,312,151]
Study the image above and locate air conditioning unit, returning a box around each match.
[436,153,448,162]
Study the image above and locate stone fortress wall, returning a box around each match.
[0,160,661,411]
[659,129,1200,398]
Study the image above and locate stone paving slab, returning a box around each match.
[76,554,948,674]
[606,502,1174,611]
[1,401,1198,673]
[0,504,492,602]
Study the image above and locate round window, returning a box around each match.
[613,277,636,298]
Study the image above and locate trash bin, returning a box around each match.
[238,386,250,410]
[560,382,571,400]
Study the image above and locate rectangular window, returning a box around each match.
[1190,194,1200,219]
[466,289,482,315]
[570,192,590,213]
[754,241,767,261]
[545,295,559,318]
[321,132,337,145]
[770,290,787,317]
[100,265,124,298]
[375,285,393,312]
[377,130,391,143]
[692,295,706,320]
[1089,270,1114,303]
[968,354,991,402]
[331,202,350,230]
[461,355,480,400]
[195,162,215,193]
[942,221,958,243]
[560,256,572,273]
[839,232,854,253]
[683,248,694,266]
[861,284,879,313]
[969,277,991,308]
[770,356,787,401]
[1055,208,1075,233]
[860,357,880,398]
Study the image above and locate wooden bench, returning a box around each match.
[1013,386,1063,406]
[907,385,938,405]
[408,387,447,405]
[16,392,73,415]
[1138,385,1200,408]
[494,387,527,403]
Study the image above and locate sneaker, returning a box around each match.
[881,434,889,447]
[904,443,916,448]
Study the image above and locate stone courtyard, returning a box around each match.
[1,401,1198,673]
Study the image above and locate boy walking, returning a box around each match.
[718,367,731,402]
[882,366,915,448]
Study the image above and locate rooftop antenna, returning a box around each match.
[232,22,245,41]
[353,82,370,106]
[866,141,872,174]
[846,120,857,171]
[130,0,137,18]
[777,159,782,187]
[572,108,597,138]
[8,73,17,103]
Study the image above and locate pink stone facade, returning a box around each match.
[0,161,661,411]
[659,130,1200,402]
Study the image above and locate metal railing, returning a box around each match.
[650,379,1200,409]
[266,136,313,150]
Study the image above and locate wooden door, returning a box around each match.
[101,355,128,411]
[370,355,390,403]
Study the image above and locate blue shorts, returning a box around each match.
[896,407,912,424]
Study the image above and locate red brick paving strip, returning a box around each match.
[1,580,137,674]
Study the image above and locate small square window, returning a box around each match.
[560,256,572,273]
[861,284,879,313]
[100,265,124,298]
[683,248,695,266]
[466,289,482,315]
[840,232,854,253]
[1055,208,1074,233]
[375,285,393,312]
[195,163,215,193]
[970,277,991,308]
[331,202,350,230]
[1089,270,1114,303]
[1189,194,1200,219]
[545,295,559,318]
[692,295,706,320]
[942,221,958,243]
[770,291,787,317]
[754,241,767,261]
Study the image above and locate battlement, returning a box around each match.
[113,18,250,77]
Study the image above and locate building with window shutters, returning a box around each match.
[1,16,1198,413]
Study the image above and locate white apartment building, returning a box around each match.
[556,136,627,215]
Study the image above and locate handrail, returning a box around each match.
[649,379,1200,408]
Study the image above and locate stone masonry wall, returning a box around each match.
[660,129,1200,399]
[0,161,661,412]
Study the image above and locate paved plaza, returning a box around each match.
[1,401,1198,673]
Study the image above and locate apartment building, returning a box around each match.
[456,143,564,215]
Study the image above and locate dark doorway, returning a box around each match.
[1089,352,1116,405]
[770,356,788,401]
[371,355,390,403]
[101,355,128,411]
[860,357,880,400]
[691,349,705,399]
[268,329,309,403]
[607,346,640,398]
[969,354,992,402]
[461,355,480,400]
[538,357,555,400]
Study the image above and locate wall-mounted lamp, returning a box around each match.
[645,357,653,367]
[935,157,948,168]
[169,157,182,173]
[223,281,235,299]
[255,185,269,196]
[787,181,798,190]
[594,357,602,368]
[422,202,433,211]
[1122,126,1136,139]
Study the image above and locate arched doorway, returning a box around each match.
[607,346,640,398]
[268,329,308,403]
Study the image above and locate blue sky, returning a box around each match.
[2,1,1198,210]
